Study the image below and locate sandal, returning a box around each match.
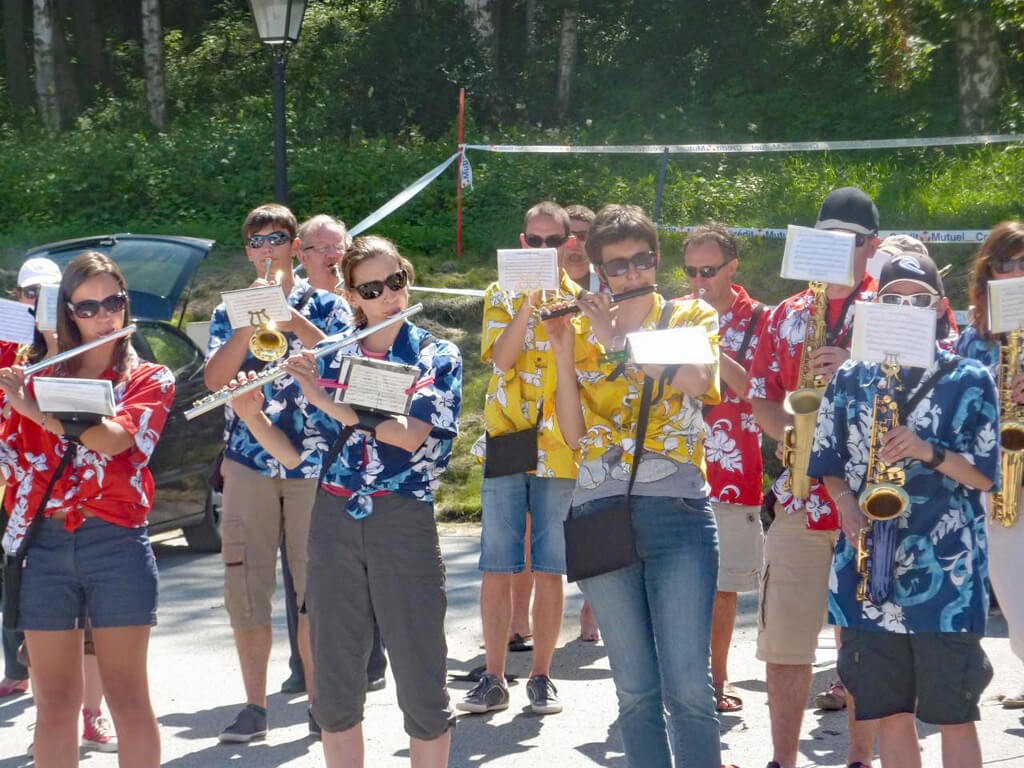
[508,633,533,653]
[714,682,743,713]
[814,678,848,711]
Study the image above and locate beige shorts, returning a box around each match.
[221,458,317,631]
[756,503,839,665]
[712,502,764,593]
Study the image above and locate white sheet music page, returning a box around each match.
[626,326,715,366]
[0,298,36,344]
[35,284,60,332]
[331,357,420,415]
[33,377,116,417]
[497,249,560,293]
[780,225,856,286]
[851,302,936,369]
[221,285,292,330]
[987,276,1024,334]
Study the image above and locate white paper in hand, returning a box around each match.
[626,326,715,366]
[987,275,1024,334]
[34,377,116,417]
[781,225,856,286]
[497,249,560,293]
[222,285,292,330]
[850,302,936,369]
[0,298,36,344]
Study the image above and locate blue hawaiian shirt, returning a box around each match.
[310,322,462,518]
[808,349,999,634]
[207,278,353,479]
[955,324,1000,375]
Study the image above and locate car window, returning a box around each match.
[137,323,200,375]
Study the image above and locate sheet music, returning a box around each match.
[33,377,116,417]
[497,249,560,292]
[0,298,35,344]
[332,357,419,415]
[222,285,292,330]
[850,302,936,369]
[35,284,60,332]
[626,326,715,366]
[780,225,856,286]
[987,276,1024,334]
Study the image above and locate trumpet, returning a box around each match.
[185,304,423,421]
[22,325,137,378]
[248,258,289,362]
[538,285,658,320]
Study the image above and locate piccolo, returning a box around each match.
[22,325,137,378]
[538,285,658,320]
[184,304,423,421]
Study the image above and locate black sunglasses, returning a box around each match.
[994,256,1024,275]
[247,230,291,249]
[19,285,41,300]
[67,293,127,319]
[602,250,658,278]
[524,233,568,249]
[854,233,871,247]
[353,270,409,300]
[683,259,734,279]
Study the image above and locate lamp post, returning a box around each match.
[248,0,308,204]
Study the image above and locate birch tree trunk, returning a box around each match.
[956,12,1003,133]
[555,3,578,125]
[141,0,168,129]
[32,0,60,131]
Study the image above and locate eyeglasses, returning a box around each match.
[602,250,658,277]
[994,257,1024,274]
[67,293,127,319]
[353,270,408,300]
[683,259,734,279]
[524,233,568,249]
[302,243,345,256]
[854,233,871,247]
[19,285,41,300]
[247,230,291,249]
[878,292,939,308]
[570,229,589,243]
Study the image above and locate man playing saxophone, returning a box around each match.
[809,247,998,768]
[746,187,879,768]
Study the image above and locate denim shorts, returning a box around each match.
[18,517,159,631]
[479,473,575,574]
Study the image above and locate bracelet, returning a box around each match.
[833,488,855,503]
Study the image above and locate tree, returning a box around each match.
[4,0,33,110]
[141,0,168,129]
[555,1,578,125]
[955,11,1003,132]
[32,0,60,130]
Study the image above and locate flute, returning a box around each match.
[22,325,137,378]
[184,304,423,421]
[538,285,658,320]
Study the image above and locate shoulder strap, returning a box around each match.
[14,445,77,557]
[898,356,960,426]
[628,299,672,499]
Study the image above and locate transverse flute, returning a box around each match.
[22,325,137,378]
[538,285,658,320]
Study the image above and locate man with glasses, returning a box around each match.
[205,203,352,743]
[809,247,997,768]
[747,187,880,768]
[678,223,769,715]
[297,214,349,293]
[460,201,580,716]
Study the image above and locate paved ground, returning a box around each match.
[1,527,1022,767]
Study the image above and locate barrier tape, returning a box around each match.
[462,133,1024,155]
[349,151,460,238]
[660,225,992,244]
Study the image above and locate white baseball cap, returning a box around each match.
[18,257,62,288]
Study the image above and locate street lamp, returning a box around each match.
[248,0,308,204]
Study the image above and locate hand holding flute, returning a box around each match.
[537,285,657,320]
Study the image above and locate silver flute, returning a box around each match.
[22,325,137,378]
[184,304,424,421]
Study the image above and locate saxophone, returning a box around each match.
[992,330,1024,527]
[856,355,909,603]
[782,281,828,499]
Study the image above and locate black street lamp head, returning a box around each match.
[249,0,308,46]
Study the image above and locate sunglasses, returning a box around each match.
[994,257,1024,274]
[524,233,568,249]
[854,233,871,247]
[570,229,589,243]
[683,259,734,279]
[353,269,408,300]
[67,292,127,319]
[878,292,939,308]
[19,285,41,300]
[602,250,658,278]
[247,230,291,249]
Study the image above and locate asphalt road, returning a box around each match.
[0,527,1022,767]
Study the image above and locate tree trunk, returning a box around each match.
[32,0,60,130]
[71,0,110,100]
[956,12,1003,133]
[4,0,32,110]
[141,0,168,129]
[555,3,578,125]
[52,0,80,122]
[524,0,535,56]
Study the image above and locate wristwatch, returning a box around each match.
[923,443,947,470]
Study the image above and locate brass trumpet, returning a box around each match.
[248,258,289,362]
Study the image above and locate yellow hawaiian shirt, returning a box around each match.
[473,271,582,479]
[573,294,721,481]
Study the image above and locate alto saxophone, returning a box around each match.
[782,281,828,499]
[992,330,1024,527]
[856,355,909,603]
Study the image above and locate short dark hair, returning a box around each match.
[242,203,297,241]
[524,201,570,236]
[683,222,738,263]
[585,204,658,266]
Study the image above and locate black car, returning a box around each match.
[25,234,224,551]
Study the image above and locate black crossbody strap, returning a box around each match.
[897,356,960,427]
[13,444,77,558]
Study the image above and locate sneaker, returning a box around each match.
[456,673,509,713]
[308,709,321,739]
[0,677,29,698]
[526,674,562,715]
[81,708,118,753]
[367,676,387,692]
[814,679,848,711]
[218,704,268,743]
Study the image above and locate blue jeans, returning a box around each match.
[577,494,720,767]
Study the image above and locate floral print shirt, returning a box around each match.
[808,350,999,634]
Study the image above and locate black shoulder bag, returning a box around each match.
[3,446,76,630]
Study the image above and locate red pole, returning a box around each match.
[456,87,466,258]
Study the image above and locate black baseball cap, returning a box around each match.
[815,187,879,235]
[878,242,944,298]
